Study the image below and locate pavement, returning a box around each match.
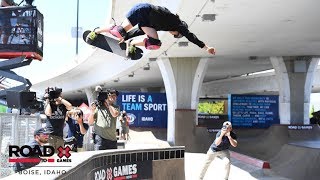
[184,152,290,180]
[125,128,291,180]
[4,126,320,180]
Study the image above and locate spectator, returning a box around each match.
[120,111,130,140]
[88,89,120,150]
[66,108,89,152]
[44,87,72,153]
[0,0,16,44]
[14,127,51,173]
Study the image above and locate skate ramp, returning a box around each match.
[269,143,320,180]
[234,125,289,160]
[125,128,170,149]
[234,125,320,160]
[232,125,320,180]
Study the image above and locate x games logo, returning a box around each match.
[57,146,71,158]
[8,145,72,163]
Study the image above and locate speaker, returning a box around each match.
[6,91,36,109]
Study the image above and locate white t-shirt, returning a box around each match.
[63,122,70,138]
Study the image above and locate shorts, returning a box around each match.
[121,126,129,134]
[126,3,152,28]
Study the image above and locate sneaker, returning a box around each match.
[86,31,97,44]
[125,40,136,57]
[110,25,127,39]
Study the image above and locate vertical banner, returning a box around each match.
[228,94,279,128]
[117,92,167,128]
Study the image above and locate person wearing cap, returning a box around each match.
[86,3,215,57]
[14,127,51,173]
[199,121,238,180]
[88,89,120,150]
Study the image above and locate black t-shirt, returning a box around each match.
[46,104,67,137]
[210,130,237,151]
[14,140,42,172]
[134,4,205,48]
[66,117,89,148]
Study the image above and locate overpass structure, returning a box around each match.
[30,0,320,151]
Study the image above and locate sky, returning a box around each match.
[310,93,320,112]
[12,0,112,83]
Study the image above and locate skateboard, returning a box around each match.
[82,30,143,60]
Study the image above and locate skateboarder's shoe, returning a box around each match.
[110,25,127,39]
[125,39,136,58]
[83,30,143,60]
[86,31,98,44]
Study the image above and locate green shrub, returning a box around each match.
[198,101,224,114]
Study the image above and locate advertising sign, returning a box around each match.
[228,94,279,128]
[89,161,152,180]
[117,92,167,128]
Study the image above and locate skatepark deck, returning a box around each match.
[232,125,320,180]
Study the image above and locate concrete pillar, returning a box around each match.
[271,56,319,124]
[304,57,320,124]
[157,57,211,152]
[157,58,177,145]
[270,57,291,124]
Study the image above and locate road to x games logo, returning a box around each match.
[8,145,72,163]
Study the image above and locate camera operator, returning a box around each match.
[199,121,238,180]
[88,89,120,150]
[65,108,89,152]
[44,87,72,153]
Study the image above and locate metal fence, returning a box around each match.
[0,113,41,178]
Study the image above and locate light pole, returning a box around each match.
[76,0,79,55]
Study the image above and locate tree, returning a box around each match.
[310,104,315,118]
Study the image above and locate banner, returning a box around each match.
[228,94,279,128]
[88,161,152,180]
[117,92,167,128]
[197,98,228,128]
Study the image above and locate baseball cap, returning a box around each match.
[108,89,119,96]
[222,121,232,130]
[34,127,52,136]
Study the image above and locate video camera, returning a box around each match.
[46,87,62,101]
[94,86,119,106]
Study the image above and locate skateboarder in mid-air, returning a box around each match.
[86,3,216,57]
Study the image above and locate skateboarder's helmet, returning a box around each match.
[174,21,188,38]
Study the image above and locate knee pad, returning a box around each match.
[144,37,162,50]
[110,25,127,39]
